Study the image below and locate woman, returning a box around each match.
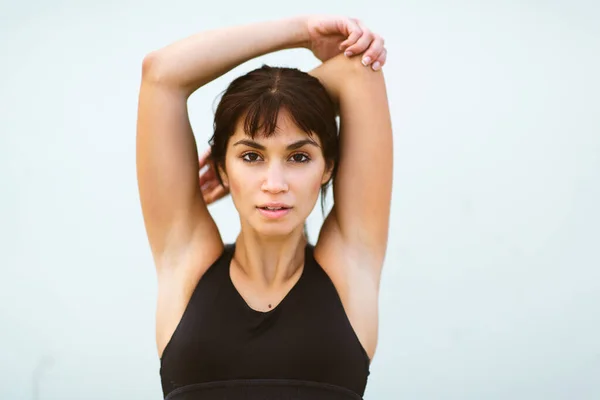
[136,15,393,400]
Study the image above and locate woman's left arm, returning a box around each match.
[312,52,393,273]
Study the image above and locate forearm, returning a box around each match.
[142,17,309,95]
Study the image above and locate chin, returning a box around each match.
[249,211,303,238]
[252,221,297,238]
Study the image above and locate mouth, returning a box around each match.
[256,204,292,219]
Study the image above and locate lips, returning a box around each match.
[257,203,291,210]
[256,204,292,219]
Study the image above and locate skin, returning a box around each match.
[136,15,392,364]
[223,110,332,240]
[220,109,333,310]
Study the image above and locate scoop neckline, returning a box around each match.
[226,242,310,315]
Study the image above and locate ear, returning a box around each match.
[321,160,334,185]
[217,163,229,188]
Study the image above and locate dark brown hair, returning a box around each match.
[208,65,339,214]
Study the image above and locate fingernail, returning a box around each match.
[372,61,381,71]
[345,50,353,57]
[362,56,371,66]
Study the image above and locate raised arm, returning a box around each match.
[312,52,393,274]
[136,17,311,271]
[137,15,388,274]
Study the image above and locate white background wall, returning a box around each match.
[1,0,599,399]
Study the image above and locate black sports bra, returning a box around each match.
[159,243,370,399]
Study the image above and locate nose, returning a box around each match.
[261,162,288,194]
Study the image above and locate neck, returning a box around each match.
[233,226,307,288]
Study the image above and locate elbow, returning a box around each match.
[141,51,165,83]
[140,51,193,94]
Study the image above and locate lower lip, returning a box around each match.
[257,207,291,219]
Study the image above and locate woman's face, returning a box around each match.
[221,109,332,237]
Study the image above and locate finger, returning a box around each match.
[199,167,217,186]
[198,148,212,168]
[201,179,219,193]
[199,173,209,187]
[203,192,214,205]
[372,48,387,71]
[339,18,363,55]
[200,175,215,188]
[360,35,385,69]
[344,23,375,60]
[204,185,227,205]
[204,183,224,202]
[199,166,215,185]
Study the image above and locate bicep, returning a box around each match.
[325,64,393,263]
[136,60,222,267]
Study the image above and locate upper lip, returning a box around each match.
[257,203,292,208]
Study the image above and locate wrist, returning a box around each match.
[284,15,311,49]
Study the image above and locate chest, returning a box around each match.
[161,280,368,391]
[179,298,355,368]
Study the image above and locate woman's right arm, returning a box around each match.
[136,17,310,271]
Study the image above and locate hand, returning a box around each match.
[199,149,229,205]
[305,15,387,70]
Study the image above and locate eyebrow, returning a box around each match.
[232,139,320,151]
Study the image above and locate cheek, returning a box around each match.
[312,178,322,193]
[224,159,243,192]
[296,166,324,197]
[226,164,259,200]
[228,174,252,201]
[314,162,328,191]
[228,177,240,194]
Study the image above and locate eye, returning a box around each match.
[290,153,310,163]
[241,152,262,163]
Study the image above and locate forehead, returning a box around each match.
[230,109,320,145]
